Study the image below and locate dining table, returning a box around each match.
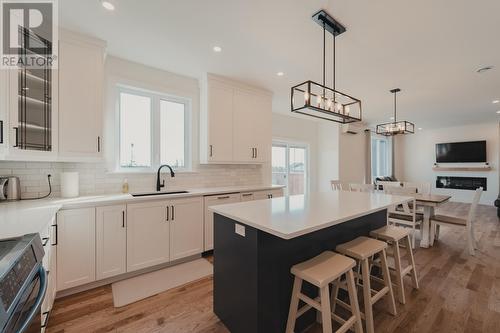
[414,193,452,248]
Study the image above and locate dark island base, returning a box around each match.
[213,210,387,333]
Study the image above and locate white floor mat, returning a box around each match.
[111,259,213,307]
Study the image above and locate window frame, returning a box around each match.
[115,84,192,173]
[370,134,392,182]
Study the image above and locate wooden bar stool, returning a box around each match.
[369,225,419,304]
[335,237,397,333]
[286,251,363,333]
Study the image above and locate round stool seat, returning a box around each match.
[336,236,387,260]
[370,225,410,242]
[291,251,355,288]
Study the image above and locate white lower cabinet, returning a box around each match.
[253,189,284,200]
[96,205,127,280]
[126,201,170,272]
[127,197,204,271]
[169,197,204,260]
[203,193,240,251]
[56,208,96,291]
[41,221,57,333]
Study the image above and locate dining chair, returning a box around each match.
[384,186,422,248]
[403,182,431,195]
[430,187,483,256]
[330,180,344,191]
[349,183,375,193]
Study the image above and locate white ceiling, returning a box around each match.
[60,0,500,129]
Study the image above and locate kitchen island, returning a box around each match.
[210,191,411,333]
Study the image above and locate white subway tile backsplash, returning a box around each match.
[0,161,263,198]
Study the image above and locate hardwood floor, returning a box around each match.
[47,202,500,333]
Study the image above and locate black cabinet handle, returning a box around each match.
[41,310,50,328]
[166,206,169,221]
[217,195,230,200]
[0,120,3,144]
[122,211,125,228]
[242,193,252,197]
[42,237,49,247]
[13,127,18,147]
[97,136,101,152]
[171,205,175,221]
[209,145,213,157]
[51,224,58,246]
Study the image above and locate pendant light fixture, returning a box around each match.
[376,88,415,136]
[291,10,362,123]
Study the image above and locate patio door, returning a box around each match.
[272,141,308,195]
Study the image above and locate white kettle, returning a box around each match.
[0,176,21,201]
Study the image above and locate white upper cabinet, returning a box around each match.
[58,30,106,160]
[200,74,272,164]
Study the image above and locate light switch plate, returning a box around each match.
[235,223,246,237]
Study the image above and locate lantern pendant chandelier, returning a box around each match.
[376,88,415,136]
[291,10,362,123]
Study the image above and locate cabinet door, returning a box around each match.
[169,197,204,260]
[96,205,126,280]
[56,208,96,291]
[127,201,169,272]
[207,80,233,162]
[58,34,104,158]
[252,94,272,163]
[203,193,240,251]
[233,89,257,162]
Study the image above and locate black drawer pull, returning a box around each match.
[217,196,230,200]
[241,193,252,197]
[42,237,49,246]
[41,310,50,328]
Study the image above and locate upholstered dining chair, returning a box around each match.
[330,180,345,191]
[349,183,375,193]
[430,187,483,256]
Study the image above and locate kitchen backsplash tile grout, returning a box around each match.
[0,162,263,199]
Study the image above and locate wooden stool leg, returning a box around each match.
[361,259,375,333]
[330,277,340,315]
[320,285,333,333]
[286,277,302,333]
[392,240,406,304]
[405,235,419,290]
[380,249,397,316]
[346,269,363,333]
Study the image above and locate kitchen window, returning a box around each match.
[272,141,308,195]
[117,86,191,171]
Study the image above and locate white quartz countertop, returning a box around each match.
[0,184,283,239]
[210,191,412,239]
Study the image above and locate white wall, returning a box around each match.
[396,122,499,205]
[271,113,319,192]
[338,130,367,184]
[317,122,340,191]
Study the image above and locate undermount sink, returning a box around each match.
[131,191,189,197]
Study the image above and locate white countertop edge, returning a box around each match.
[211,195,413,240]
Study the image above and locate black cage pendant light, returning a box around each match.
[291,10,362,123]
[376,88,415,136]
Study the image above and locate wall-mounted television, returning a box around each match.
[435,140,487,163]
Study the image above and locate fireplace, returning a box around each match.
[436,176,487,191]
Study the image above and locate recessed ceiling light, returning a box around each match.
[496,110,500,114]
[418,127,423,130]
[493,100,500,104]
[213,46,222,53]
[476,65,494,73]
[276,72,284,77]
[101,0,115,11]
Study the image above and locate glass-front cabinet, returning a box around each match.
[9,28,57,154]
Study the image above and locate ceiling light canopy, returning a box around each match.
[291,10,362,123]
[212,46,222,53]
[101,0,115,11]
[277,72,284,76]
[376,88,415,136]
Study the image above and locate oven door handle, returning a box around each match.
[18,266,48,333]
